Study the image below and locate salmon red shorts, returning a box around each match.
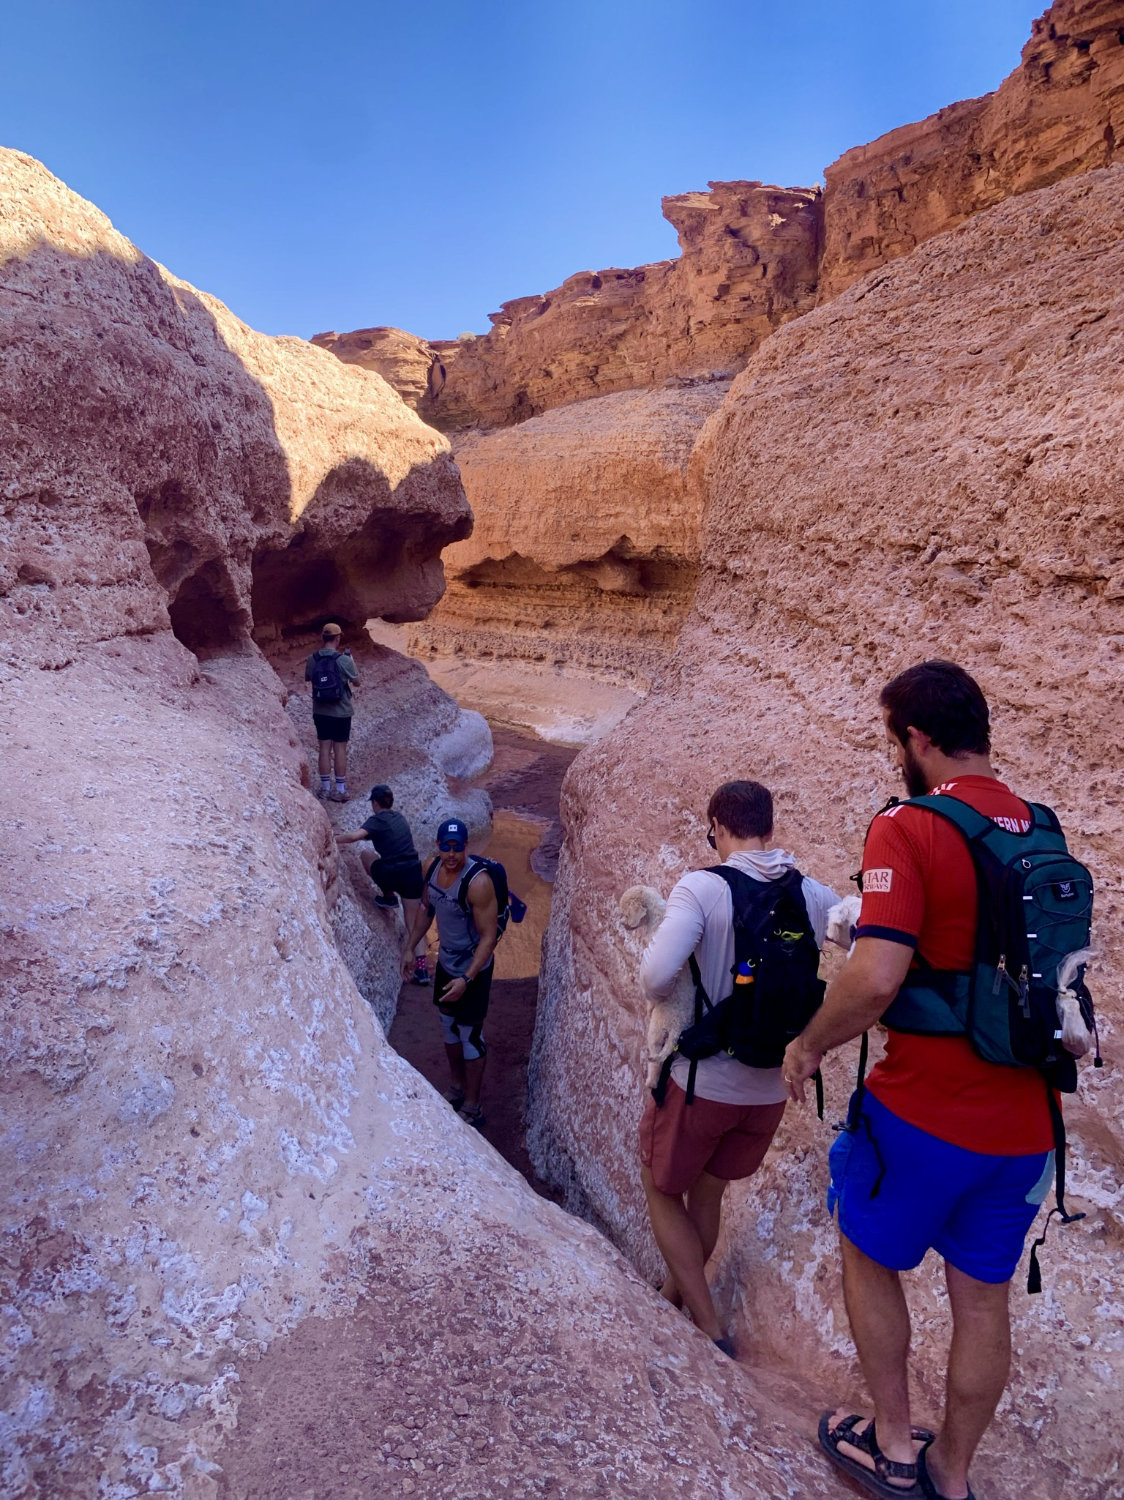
[639,1078,785,1196]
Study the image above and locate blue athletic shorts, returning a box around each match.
[827,1090,1053,1284]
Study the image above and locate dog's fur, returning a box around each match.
[620,884,696,1087]
[826,894,862,952]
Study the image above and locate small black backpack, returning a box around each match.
[310,651,346,703]
[655,867,826,1106]
[425,854,527,938]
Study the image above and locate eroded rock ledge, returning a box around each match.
[403,381,731,691]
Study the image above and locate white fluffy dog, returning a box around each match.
[826,894,862,952]
[619,885,697,1087]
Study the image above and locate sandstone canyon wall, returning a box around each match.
[531,165,1124,1499]
[313,182,821,431]
[819,0,1124,298]
[400,380,731,714]
[0,148,848,1499]
[316,0,1124,713]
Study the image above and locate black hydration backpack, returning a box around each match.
[310,651,346,703]
[424,855,527,938]
[855,792,1099,1291]
[654,867,826,1108]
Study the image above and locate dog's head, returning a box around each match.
[619,885,665,931]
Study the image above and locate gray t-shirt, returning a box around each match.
[361,808,418,866]
[426,862,491,978]
[305,647,359,718]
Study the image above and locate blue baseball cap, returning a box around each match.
[436,818,468,850]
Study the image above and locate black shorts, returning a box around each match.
[434,961,493,1028]
[371,859,424,901]
[312,712,352,743]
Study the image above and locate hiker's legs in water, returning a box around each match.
[827,1233,917,1482]
[925,1265,1010,1500]
[642,1164,723,1340]
[659,1172,728,1308]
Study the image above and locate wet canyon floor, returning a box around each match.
[388,725,578,1199]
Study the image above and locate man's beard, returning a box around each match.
[901,741,930,799]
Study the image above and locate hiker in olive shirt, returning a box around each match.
[304,622,359,802]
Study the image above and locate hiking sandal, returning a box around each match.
[459,1104,486,1129]
[443,1089,465,1111]
[818,1412,923,1498]
[918,1442,976,1500]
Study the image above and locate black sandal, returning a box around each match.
[818,1412,923,1498]
[918,1442,976,1500]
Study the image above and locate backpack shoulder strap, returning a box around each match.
[709,864,794,959]
[903,793,995,843]
[1030,801,1062,835]
[457,857,489,911]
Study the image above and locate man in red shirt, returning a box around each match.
[784,662,1058,1500]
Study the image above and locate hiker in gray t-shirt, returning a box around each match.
[402,817,499,1130]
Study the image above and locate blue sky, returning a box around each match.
[1,1,1038,341]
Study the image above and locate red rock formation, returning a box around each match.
[532,165,1124,1499]
[324,182,821,431]
[404,380,731,689]
[0,151,470,668]
[0,148,849,1497]
[819,0,1124,298]
[309,324,444,410]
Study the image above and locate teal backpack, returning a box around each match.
[855,793,1099,1291]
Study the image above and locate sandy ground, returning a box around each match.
[389,725,578,1198]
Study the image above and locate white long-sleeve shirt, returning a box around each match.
[640,849,839,1105]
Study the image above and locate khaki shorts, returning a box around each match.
[639,1078,785,1196]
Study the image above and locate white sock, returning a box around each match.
[335,779,347,794]
[320,775,331,793]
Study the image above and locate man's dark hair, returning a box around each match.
[707,780,774,839]
[880,660,991,756]
[369,784,393,808]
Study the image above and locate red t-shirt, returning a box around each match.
[857,775,1054,1154]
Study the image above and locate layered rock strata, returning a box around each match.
[315,182,821,430]
[820,0,1124,297]
[321,2,1124,435]
[308,324,444,412]
[403,381,731,693]
[0,149,845,1497]
[531,166,1124,1499]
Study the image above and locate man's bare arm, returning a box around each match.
[335,829,368,846]
[462,876,500,982]
[783,937,914,1102]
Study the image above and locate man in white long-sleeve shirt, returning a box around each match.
[638,779,838,1355]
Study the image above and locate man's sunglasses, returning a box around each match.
[706,826,717,850]
[438,841,466,852]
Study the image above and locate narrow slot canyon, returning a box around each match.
[5,7,1124,1493]
[388,725,578,1199]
